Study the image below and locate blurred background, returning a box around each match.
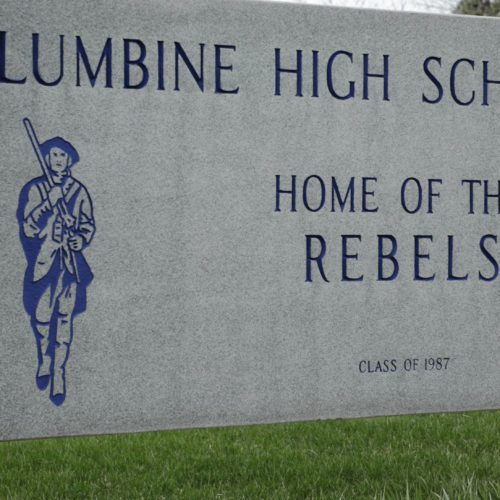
[269,0,500,16]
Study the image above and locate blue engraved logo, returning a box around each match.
[16,119,95,406]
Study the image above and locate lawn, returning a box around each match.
[1,411,499,499]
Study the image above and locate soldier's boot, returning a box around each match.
[50,342,69,406]
[35,323,51,389]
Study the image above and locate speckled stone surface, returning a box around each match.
[2,0,500,440]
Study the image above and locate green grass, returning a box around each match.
[1,411,500,499]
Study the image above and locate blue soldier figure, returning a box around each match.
[17,123,95,406]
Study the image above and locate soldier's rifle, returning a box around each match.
[23,117,80,283]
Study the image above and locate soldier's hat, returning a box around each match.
[40,137,80,167]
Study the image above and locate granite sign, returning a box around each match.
[1,0,500,440]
